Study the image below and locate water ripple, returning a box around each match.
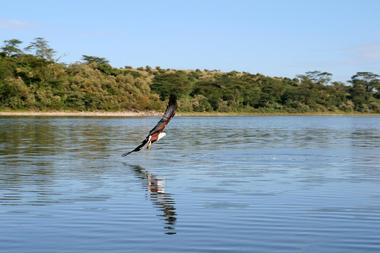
[1,116,380,252]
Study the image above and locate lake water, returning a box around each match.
[1,116,380,252]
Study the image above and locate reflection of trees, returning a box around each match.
[351,129,380,148]
[72,123,113,158]
[0,119,58,157]
[130,165,177,235]
[0,118,117,205]
[0,118,115,162]
[0,119,57,202]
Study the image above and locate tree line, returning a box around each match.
[1,38,379,113]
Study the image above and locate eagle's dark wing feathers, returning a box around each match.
[149,95,177,135]
[121,137,149,157]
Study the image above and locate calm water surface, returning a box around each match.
[1,116,380,252]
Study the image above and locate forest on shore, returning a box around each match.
[1,38,380,113]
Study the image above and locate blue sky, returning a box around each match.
[1,0,379,81]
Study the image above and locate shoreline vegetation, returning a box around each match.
[1,38,380,114]
[1,111,379,117]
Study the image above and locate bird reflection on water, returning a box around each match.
[128,164,177,235]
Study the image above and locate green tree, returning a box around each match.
[25,37,56,61]
[351,72,380,93]
[81,55,115,75]
[82,55,109,65]
[350,82,368,112]
[151,71,193,100]
[297,71,332,85]
[1,39,23,57]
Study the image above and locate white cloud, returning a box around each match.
[0,19,32,29]
[356,43,380,62]
[340,42,380,69]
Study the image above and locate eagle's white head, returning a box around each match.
[157,132,166,141]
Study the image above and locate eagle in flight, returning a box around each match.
[122,95,177,157]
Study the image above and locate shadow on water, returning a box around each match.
[126,163,177,235]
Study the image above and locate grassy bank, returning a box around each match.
[0,110,160,117]
[1,110,379,117]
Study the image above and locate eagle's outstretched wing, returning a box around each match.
[121,137,149,157]
[122,95,177,157]
[148,94,177,135]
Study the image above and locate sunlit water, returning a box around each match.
[1,116,380,252]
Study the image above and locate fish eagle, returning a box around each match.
[122,95,177,157]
